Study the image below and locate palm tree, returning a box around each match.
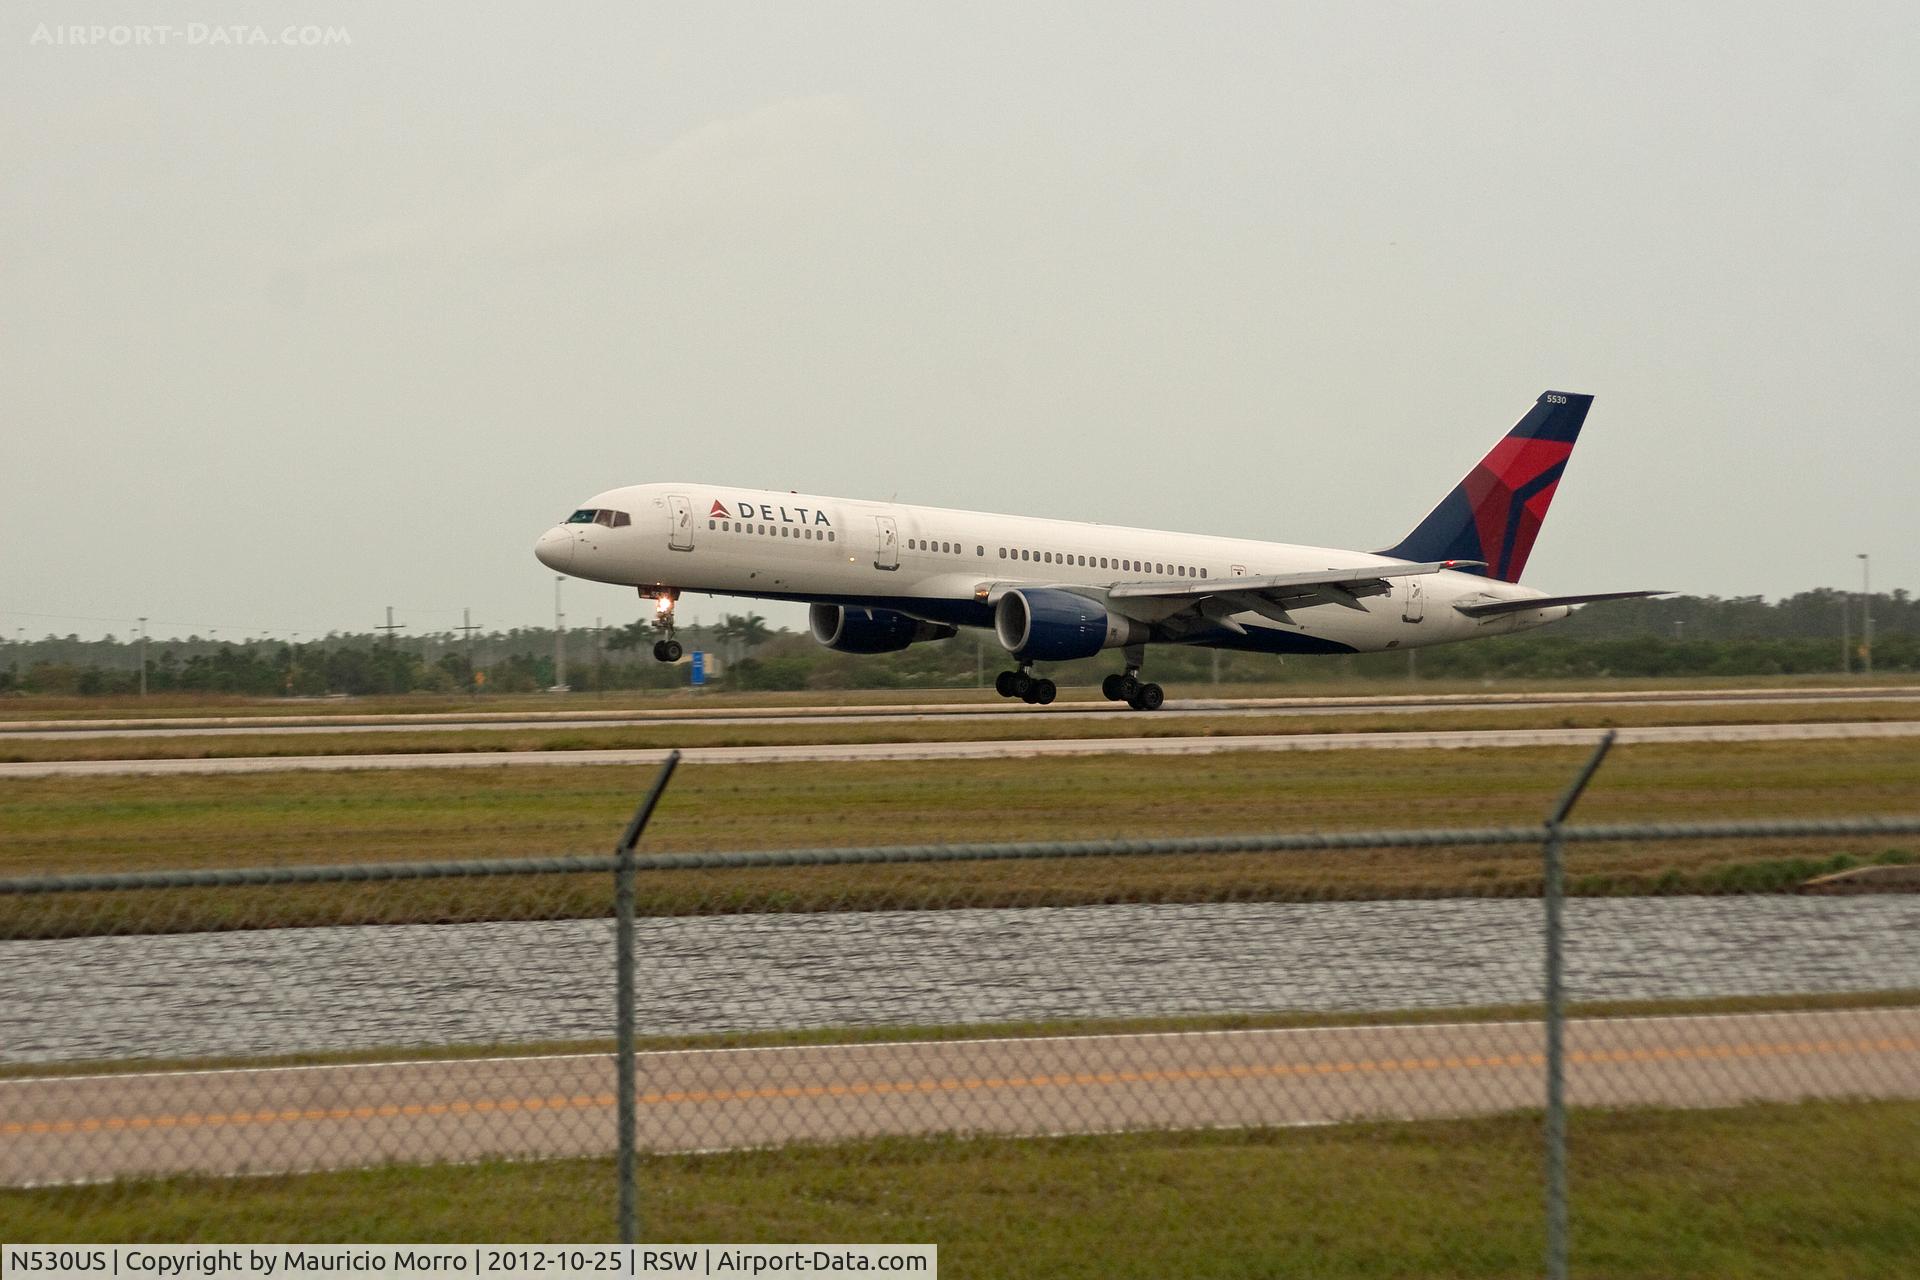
[603,620,653,652]
[715,613,771,664]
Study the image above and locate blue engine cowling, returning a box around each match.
[994,588,1146,662]
[809,604,958,654]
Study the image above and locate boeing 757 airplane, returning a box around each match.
[534,391,1662,709]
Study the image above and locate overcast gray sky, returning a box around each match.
[5,2,1915,642]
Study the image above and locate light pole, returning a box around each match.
[1858,553,1873,677]
[137,617,148,697]
[459,608,480,691]
[554,576,567,691]
[1840,585,1851,673]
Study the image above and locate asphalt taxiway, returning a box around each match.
[4,1007,1911,1183]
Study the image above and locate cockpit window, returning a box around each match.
[567,508,631,528]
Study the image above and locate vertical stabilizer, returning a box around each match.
[1378,391,1592,583]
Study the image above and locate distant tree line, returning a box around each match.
[2,590,1913,697]
[0,624,726,697]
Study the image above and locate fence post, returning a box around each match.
[616,751,681,1246]
[1543,730,1615,1280]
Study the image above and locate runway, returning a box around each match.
[3,1007,1913,1183]
[5,686,1916,739]
[3,719,1917,778]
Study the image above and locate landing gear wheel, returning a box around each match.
[1010,672,1034,699]
[1101,674,1125,701]
[643,589,682,664]
[995,670,1017,698]
[1031,678,1057,705]
[1127,682,1165,711]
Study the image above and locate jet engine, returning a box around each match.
[809,604,958,654]
[993,588,1147,662]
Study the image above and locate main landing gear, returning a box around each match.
[990,657,1165,711]
[643,589,682,663]
[1100,652,1164,711]
[994,666,1056,705]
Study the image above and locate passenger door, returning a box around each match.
[872,516,899,571]
[1401,577,1425,623]
[668,495,694,551]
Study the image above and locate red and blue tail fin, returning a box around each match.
[1378,391,1592,583]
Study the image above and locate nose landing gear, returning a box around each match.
[642,589,683,663]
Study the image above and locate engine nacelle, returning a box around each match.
[994,588,1147,662]
[809,604,958,654]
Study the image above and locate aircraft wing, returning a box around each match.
[1453,590,1670,618]
[1098,560,1484,633]
[1106,560,1483,603]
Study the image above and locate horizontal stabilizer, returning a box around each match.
[1454,590,1670,619]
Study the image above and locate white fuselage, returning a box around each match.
[535,483,1570,657]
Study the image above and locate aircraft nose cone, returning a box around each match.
[534,527,574,571]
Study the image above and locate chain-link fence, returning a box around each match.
[4,745,1917,1275]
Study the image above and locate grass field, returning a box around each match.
[3,696,1917,762]
[2,738,1916,935]
[6,1101,1917,1277]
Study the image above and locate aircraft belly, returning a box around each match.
[615,538,1491,660]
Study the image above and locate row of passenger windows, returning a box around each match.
[708,517,1206,578]
[999,547,1207,578]
[711,519,837,542]
[908,537,1206,579]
